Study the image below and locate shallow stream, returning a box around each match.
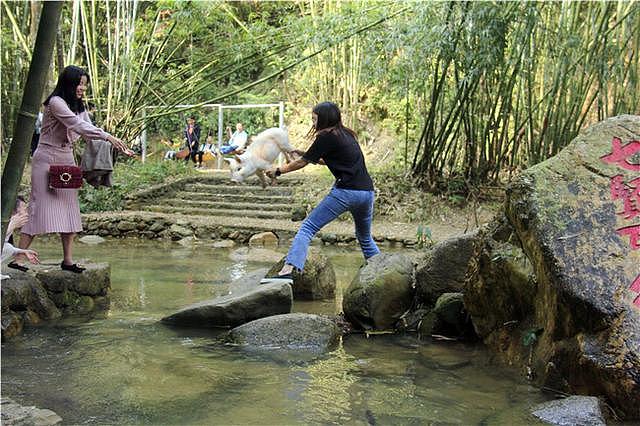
[1,239,549,424]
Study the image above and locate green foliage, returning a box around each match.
[2,0,638,195]
[78,159,194,213]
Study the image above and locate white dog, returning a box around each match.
[224,127,298,187]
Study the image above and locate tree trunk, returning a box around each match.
[56,28,65,73]
[1,1,63,244]
[29,1,41,44]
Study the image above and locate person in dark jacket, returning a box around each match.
[184,115,202,167]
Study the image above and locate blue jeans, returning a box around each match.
[285,187,380,270]
[220,144,238,155]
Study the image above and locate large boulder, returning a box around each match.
[161,281,292,328]
[465,115,640,419]
[465,217,536,341]
[228,313,340,353]
[415,232,480,306]
[530,396,605,426]
[342,253,414,330]
[266,248,336,300]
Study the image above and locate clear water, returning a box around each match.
[1,239,548,425]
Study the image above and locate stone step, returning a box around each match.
[141,205,292,219]
[163,198,292,212]
[175,191,293,204]
[184,183,293,196]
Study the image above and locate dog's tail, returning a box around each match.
[274,126,295,153]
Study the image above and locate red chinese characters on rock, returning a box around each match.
[601,137,640,307]
[601,137,640,171]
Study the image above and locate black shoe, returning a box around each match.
[259,273,293,285]
[61,262,85,273]
[7,262,28,272]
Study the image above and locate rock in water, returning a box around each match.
[248,231,278,246]
[415,232,480,306]
[465,115,640,419]
[266,248,336,300]
[161,281,292,328]
[79,235,106,244]
[229,313,340,353]
[34,262,110,296]
[0,397,62,425]
[530,396,605,426]
[342,253,414,330]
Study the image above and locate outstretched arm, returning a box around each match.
[266,157,308,178]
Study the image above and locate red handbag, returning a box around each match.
[49,165,83,189]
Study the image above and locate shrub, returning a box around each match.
[79,159,194,213]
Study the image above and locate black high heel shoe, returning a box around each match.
[7,262,28,272]
[61,262,85,273]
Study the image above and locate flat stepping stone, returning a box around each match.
[32,262,110,296]
[161,281,292,328]
[228,313,340,353]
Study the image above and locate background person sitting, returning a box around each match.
[163,138,182,160]
[220,122,248,155]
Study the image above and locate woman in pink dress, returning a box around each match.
[12,65,132,273]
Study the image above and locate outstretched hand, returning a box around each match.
[17,248,39,264]
[109,136,135,157]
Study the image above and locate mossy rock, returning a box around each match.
[342,253,414,330]
[466,115,640,420]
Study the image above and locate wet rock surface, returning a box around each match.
[161,281,292,328]
[530,396,605,426]
[228,313,340,354]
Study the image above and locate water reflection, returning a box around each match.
[1,238,549,424]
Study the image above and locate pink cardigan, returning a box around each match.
[40,96,110,148]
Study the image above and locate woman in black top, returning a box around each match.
[261,102,380,283]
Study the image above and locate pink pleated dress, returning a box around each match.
[22,96,110,236]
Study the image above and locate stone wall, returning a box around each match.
[81,213,413,247]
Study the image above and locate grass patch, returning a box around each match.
[79,159,195,213]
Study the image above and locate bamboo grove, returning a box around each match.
[2,1,638,190]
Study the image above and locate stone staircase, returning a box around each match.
[141,182,296,220]
[81,171,417,246]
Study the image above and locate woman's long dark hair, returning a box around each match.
[308,101,356,142]
[44,65,89,113]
